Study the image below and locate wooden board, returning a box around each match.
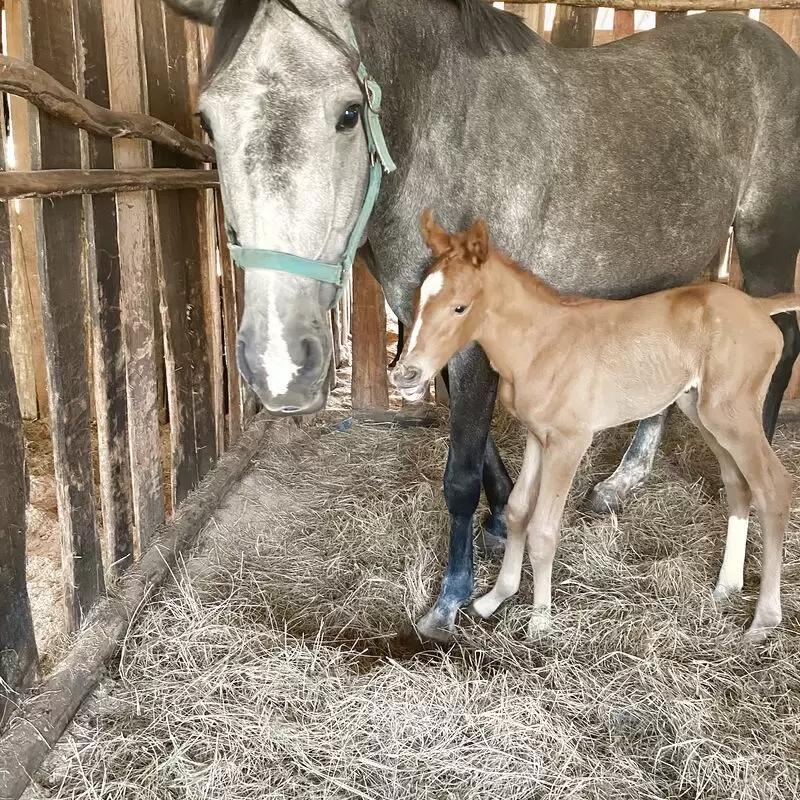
[140,0,217,507]
[76,0,137,575]
[28,0,104,632]
[505,3,543,32]
[551,5,598,46]
[101,0,166,553]
[351,252,389,410]
[4,0,48,420]
[0,102,39,726]
[613,9,635,37]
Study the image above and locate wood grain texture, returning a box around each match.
[551,5,598,46]
[29,0,104,632]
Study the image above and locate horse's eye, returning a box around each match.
[454,305,466,315]
[336,104,361,132]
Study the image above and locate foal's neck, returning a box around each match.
[477,253,571,379]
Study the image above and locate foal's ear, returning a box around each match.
[420,209,451,257]
[466,218,490,266]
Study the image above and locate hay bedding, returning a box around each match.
[26,410,800,800]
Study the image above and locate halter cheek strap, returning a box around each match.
[227,25,397,304]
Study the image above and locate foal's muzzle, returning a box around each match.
[389,363,428,402]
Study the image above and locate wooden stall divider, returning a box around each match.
[613,8,636,36]
[140,0,217,507]
[101,0,166,552]
[0,84,39,724]
[551,5,599,45]
[75,0,137,575]
[4,0,47,420]
[26,0,104,631]
[351,252,390,410]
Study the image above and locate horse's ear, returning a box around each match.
[163,0,223,25]
[420,209,451,257]
[466,218,489,266]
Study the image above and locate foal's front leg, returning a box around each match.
[415,345,500,643]
[470,434,542,619]
[527,433,592,634]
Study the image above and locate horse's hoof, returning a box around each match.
[415,608,457,644]
[466,598,494,621]
[476,512,507,560]
[712,583,742,603]
[583,482,625,515]
[526,607,552,638]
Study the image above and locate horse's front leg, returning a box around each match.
[416,344,499,643]
[438,365,513,561]
[584,409,669,514]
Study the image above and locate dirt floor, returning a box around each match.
[21,401,800,800]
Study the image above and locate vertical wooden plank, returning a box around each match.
[0,87,39,726]
[140,0,217,506]
[655,11,687,27]
[351,255,389,410]
[551,5,597,47]
[101,0,166,550]
[613,9,635,39]
[215,194,243,444]
[505,3,542,33]
[75,0,137,575]
[5,0,47,420]
[28,0,104,631]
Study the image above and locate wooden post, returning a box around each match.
[5,0,48,420]
[140,0,217,508]
[613,9,635,37]
[28,0,104,631]
[101,0,166,552]
[551,5,598,46]
[505,3,543,32]
[75,0,137,576]
[0,107,39,726]
[656,10,688,24]
[351,254,389,410]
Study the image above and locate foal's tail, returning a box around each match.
[754,294,800,316]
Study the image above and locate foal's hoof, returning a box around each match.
[583,482,625,515]
[476,511,507,561]
[712,583,742,603]
[415,608,456,644]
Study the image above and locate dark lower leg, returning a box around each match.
[761,311,799,441]
[584,409,669,514]
[415,346,500,642]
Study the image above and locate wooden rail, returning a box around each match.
[501,0,800,8]
[0,168,219,199]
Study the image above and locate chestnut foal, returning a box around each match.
[391,210,797,640]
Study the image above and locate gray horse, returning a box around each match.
[165,0,800,641]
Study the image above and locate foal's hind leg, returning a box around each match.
[584,410,669,514]
[675,391,751,601]
[698,398,791,639]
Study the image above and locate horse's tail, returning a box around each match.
[754,294,800,316]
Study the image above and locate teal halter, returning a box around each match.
[227,26,397,304]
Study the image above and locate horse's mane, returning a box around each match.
[207,0,536,79]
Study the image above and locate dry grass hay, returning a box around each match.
[25,409,800,800]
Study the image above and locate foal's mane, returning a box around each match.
[207,0,536,79]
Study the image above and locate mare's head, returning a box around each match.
[390,210,490,401]
[166,0,372,414]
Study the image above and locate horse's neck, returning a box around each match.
[478,254,568,381]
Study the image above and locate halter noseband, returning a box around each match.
[227,26,397,304]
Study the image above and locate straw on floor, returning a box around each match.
[27,408,800,800]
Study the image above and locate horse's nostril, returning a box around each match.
[405,365,421,383]
[236,338,255,385]
[298,336,323,376]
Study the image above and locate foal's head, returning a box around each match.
[390,210,491,401]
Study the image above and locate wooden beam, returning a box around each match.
[495,0,800,8]
[0,54,214,162]
[29,0,104,632]
[0,94,39,727]
[613,9,635,37]
[101,0,166,552]
[5,0,48,420]
[351,251,389,410]
[0,167,219,198]
[0,414,272,800]
[505,2,543,32]
[551,5,598,46]
[76,0,137,577]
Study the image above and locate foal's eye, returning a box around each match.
[454,305,467,315]
[336,104,361,132]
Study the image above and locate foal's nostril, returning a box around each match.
[404,365,421,384]
[236,338,255,385]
